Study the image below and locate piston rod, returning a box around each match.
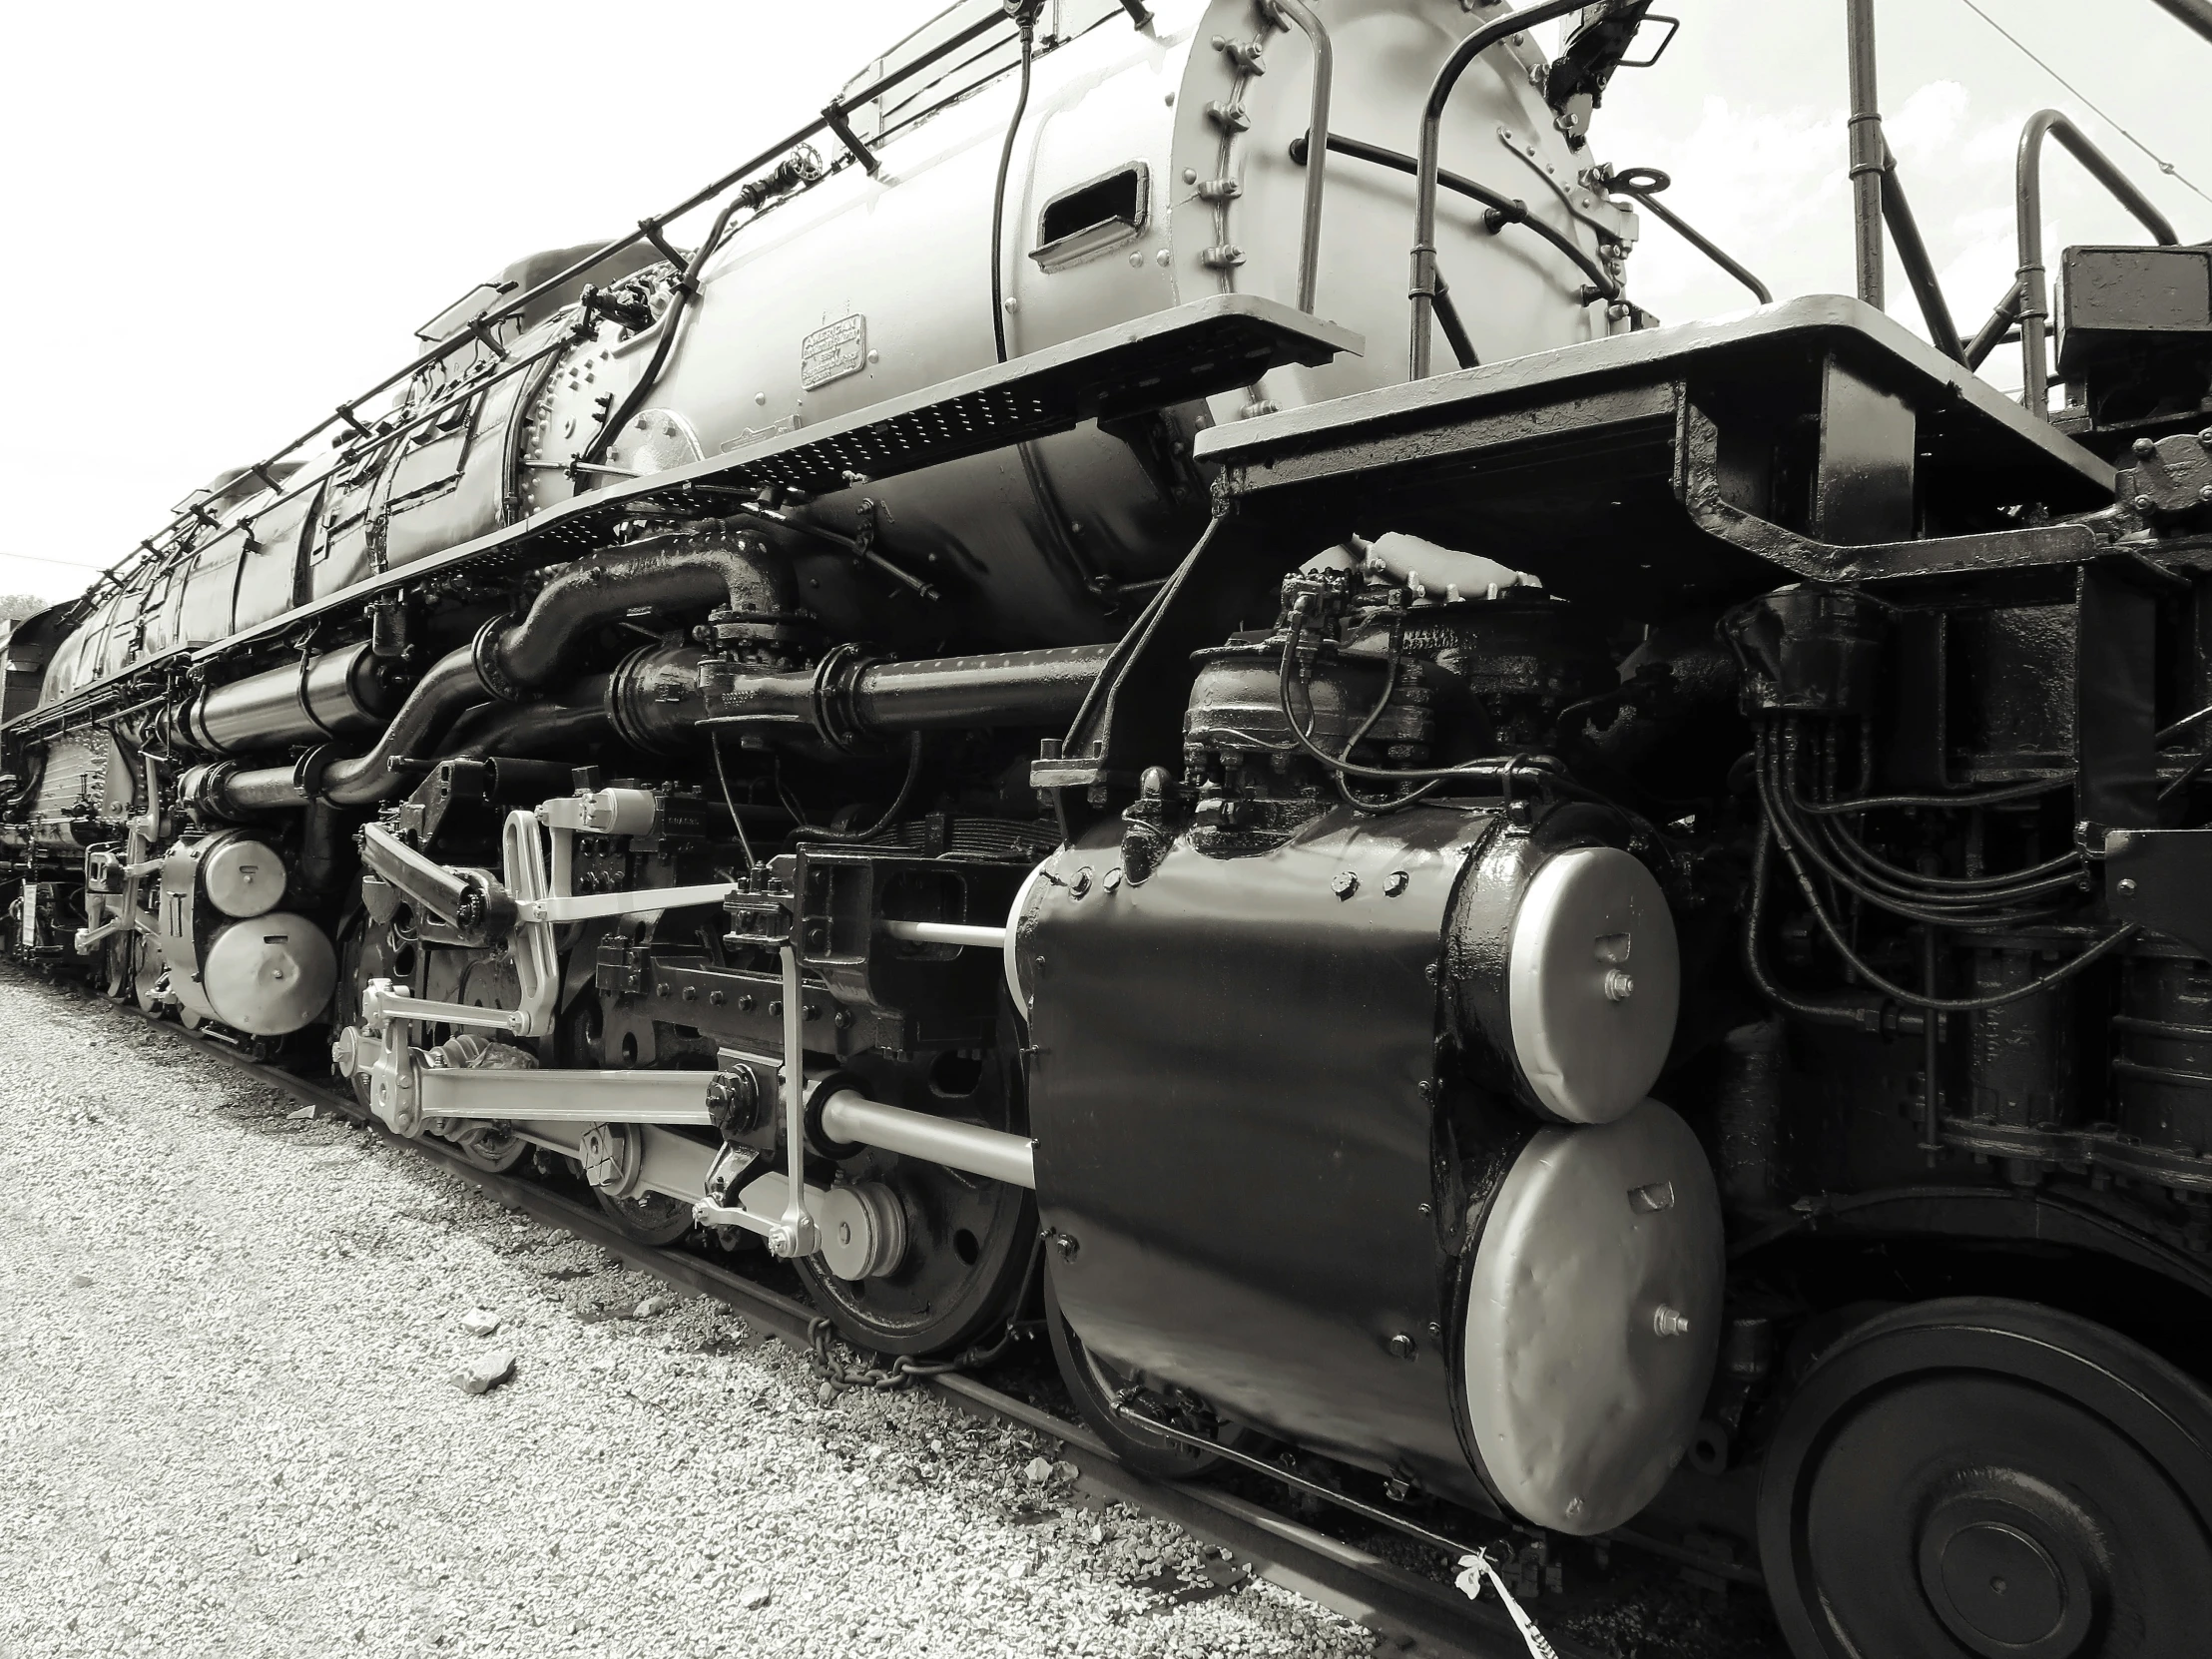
[819,1090,1035,1189]
[879,919,1007,948]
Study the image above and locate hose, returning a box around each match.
[1759,724,2083,920]
[710,732,759,874]
[1274,622,1539,789]
[790,732,926,843]
[1765,816,2137,1012]
[990,10,1039,364]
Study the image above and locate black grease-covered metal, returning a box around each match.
[1199,296,2115,612]
[850,646,1111,734]
[2108,829,2212,975]
[1724,587,1886,715]
[1965,941,2078,1187]
[2117,940,2212,1157]
[1028,804,1505,1505]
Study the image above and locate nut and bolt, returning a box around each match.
[1604,967,1635,1003]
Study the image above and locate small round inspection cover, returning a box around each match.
[201,913,337,1036]
[1507,845,1678,1124]
[201,836,286,919]
[1460,1100,1723,1535]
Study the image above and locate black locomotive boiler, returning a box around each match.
[11,3,2212,1654]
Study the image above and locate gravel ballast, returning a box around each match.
[0,971,1380,1659]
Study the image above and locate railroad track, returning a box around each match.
[134,1004,1765,1659]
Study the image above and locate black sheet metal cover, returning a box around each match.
[1028,804,1497,1500]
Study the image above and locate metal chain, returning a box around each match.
[805,1316,1028,1391]
[804,1243,1043,1392]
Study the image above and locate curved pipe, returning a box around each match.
[319,647,492,806]
[489,539,787,690]
[215,539,782,811]
[2014,110,2179,415]
[445,676,615,765]
[1409,0,1593,379]
[636,643,1114,752]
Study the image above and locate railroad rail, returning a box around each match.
[126,1003,1632,1659]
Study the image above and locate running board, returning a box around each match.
[205,295,1366,662]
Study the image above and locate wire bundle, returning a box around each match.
[1749,715,2136,1013]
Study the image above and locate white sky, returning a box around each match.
[4,0,2209,605]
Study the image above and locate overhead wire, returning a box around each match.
[1953,0,2212,211]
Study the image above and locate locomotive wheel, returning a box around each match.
[793,1155,1034,1360]
[1757,1297,2212,1659]
[593,1189,696,1247]
[1044,1262,1240,1482]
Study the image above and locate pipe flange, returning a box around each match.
[809,642,890,757]
[177,760,242,823]
[605,645,683,757]
[804,1068,870,1159]
[293,744,336,804]
[471,616,527,704]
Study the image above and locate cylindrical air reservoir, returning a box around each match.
[182,643,414,757]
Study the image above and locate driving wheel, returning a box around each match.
[1758,1297,2212,1658]
[1044,1259,1244,1481]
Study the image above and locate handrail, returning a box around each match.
[2015,108,2179,415]
[1963,276,2024,372]
[1845,0,1885,309]
[1409,0,1595,378]
[2151,0,2212,44]
[1878,144,1964,362]
[75,4,1020,620]
[1267,0,1334,314]
[1602,166,1769,304]
[1295,131,1621,302]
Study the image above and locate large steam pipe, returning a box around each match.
[212,637,1110,816]
[211,541,785,811]
[316,649,490,805]
[484,541,784,691]
[849,646,1111,732]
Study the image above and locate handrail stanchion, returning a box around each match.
[1268,0,1334,314]
[2015,109,2178,416]
[1408,0,1593,380]
[1845,0,1886,310]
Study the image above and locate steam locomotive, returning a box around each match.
[11,1,2212,1652]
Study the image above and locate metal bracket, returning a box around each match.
[361,977,532,1038]
[772,941,821,1260]
[822,104,880,178]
